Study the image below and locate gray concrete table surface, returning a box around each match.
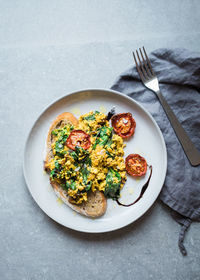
[0,1,200,279]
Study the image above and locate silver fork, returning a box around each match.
[133,47,200,167]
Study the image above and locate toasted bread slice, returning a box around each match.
[44,112,107,218]
[51,180,107,217]
[44,112,79,170]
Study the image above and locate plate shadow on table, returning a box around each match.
[50,203,157,243]
[22,172,159,243]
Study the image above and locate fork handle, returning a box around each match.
[156,90,200,166]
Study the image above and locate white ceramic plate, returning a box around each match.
[23,89,167,233]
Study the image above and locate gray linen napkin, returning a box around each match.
[111,48,200,256]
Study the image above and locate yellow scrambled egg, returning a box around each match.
[47,111,127,204]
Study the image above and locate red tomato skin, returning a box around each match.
[66,130,91,150]
[125,154,147,177]
[111,113,136,138]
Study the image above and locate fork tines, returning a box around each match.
[133,47,154,81]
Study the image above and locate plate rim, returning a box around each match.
[23,88,167,233]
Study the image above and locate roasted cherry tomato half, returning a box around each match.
[66,130,91,150]
[125,154,147,177]
[111,113,136,138]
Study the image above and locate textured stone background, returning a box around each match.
[0,1,200,279]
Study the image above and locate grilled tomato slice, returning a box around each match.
[66,130,91,150]
[125,154,147,177]
[111,113,136,138]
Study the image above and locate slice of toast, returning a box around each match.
[51,180,107,218]
[44,112,79,170]
[44,112,107,218]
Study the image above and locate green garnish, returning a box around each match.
[54,125,74,156]
[51,130,58,135]
[50,160,61,179]
[70,180,76,190]
[54,160,61,170]
[104,169,121,199]
[81,167,89,184]
[84,115,96,121]
[106,150,114,159]
[84,111,100,121]
[93,126,113,149]
[85,182,92,191]
[70,146,89,162]
[50,169,56,178]
[55,142,63,153]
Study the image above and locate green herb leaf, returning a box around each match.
[51,130,58,135]
[81,167,89,184]
[84,115,96,121]
[104,169,121,199]
[106,150,114,159]
[54,160,60,170]
[84,111,100,121]
[70,151,78,161]
[93,126,113,149]
[65,181,71,190]
[70,180,76,190]
[85,181,92,191]
[55,142,63,153]
[50,169,56,178]
[70,146,89,163]
[84,156,92,166]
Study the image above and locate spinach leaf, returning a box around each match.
[55,142,63,153]
[81,167,89,184]
[70,146,89,163]
[80,166,92,192]
[54,160,61,170]
[63,180,76,191]
[70,180,76,190]
[104,169,121,199]
[84,115,96,121]
[106,138,112,147]
[58,129,69,143]
[51,130,58,135]
[84,156,92,166]
[85,182,92,191]
[106,150,114,159]
[65,181,71,190]
[50,169,56,178]
[55,125,72,155]
[93,126,113,149]
[70,150,78,161]
[50,160,61,179]
[84,111,100,121]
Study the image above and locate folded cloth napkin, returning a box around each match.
[111,48,200,256]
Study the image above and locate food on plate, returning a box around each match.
[116,165,152,207]
[111,113,136,138]
[44,111,127,217]
[66,130,91,150]
[118,153,152,207]
[125,154,147,177]
[44,109,152,217]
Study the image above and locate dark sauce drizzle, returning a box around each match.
[106,107,116,121]
[116,165,153,207]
